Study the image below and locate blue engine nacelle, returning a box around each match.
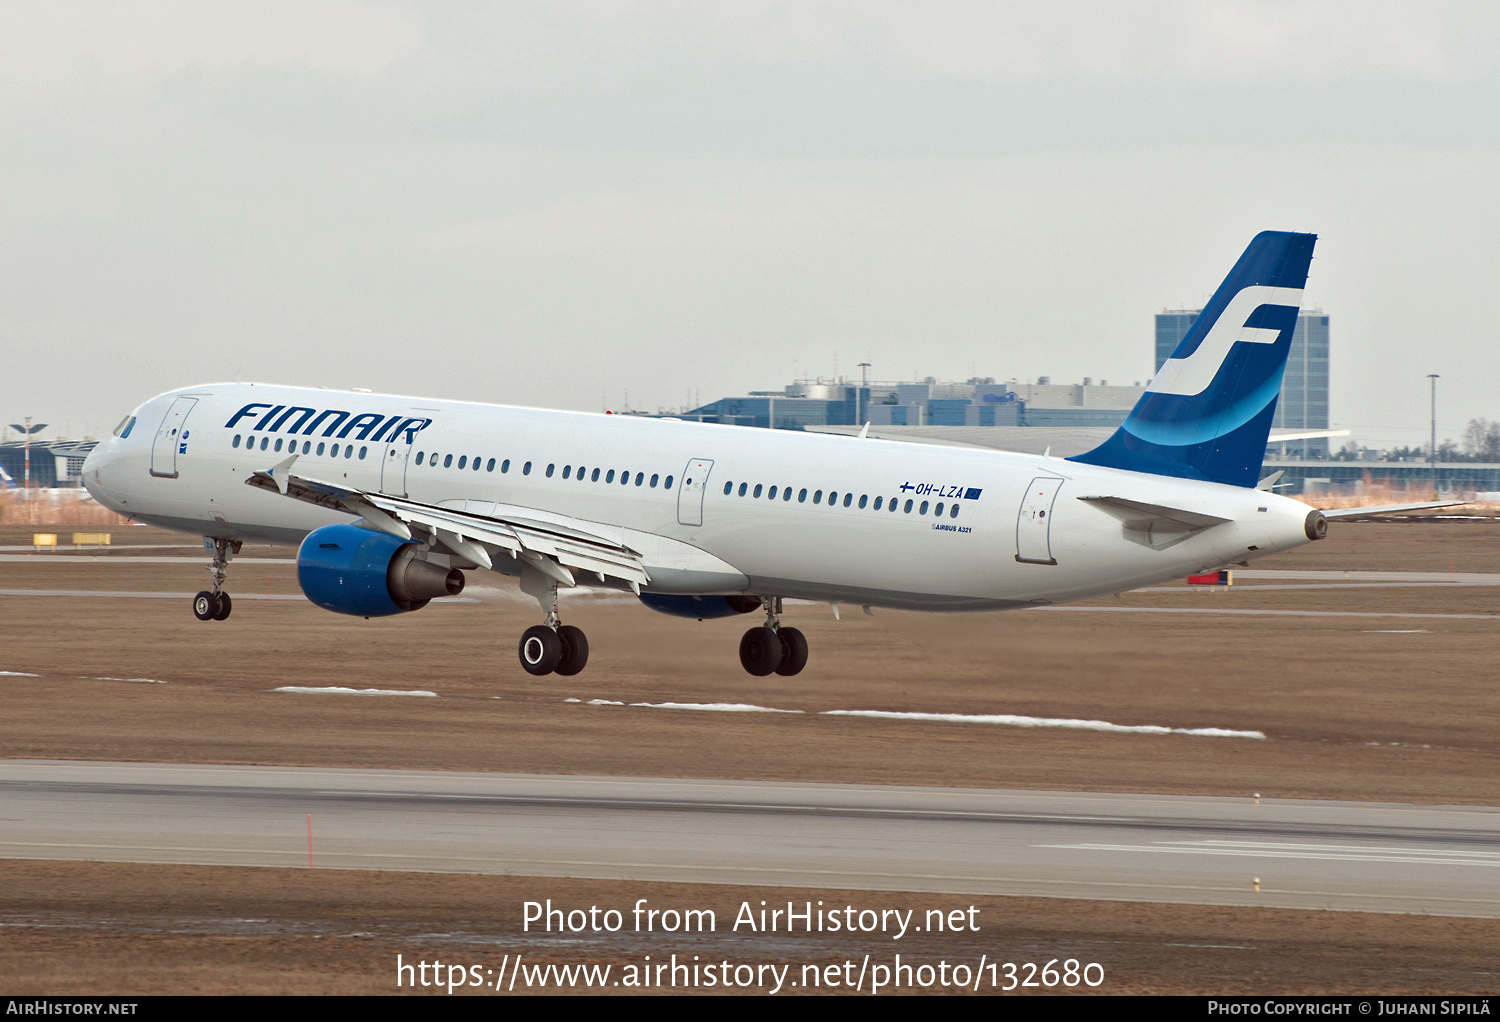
[298,523,465,617]
[637,593,760,620]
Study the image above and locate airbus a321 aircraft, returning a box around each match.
[82,231,1447,678]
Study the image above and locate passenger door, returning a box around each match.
[380,427,414,497]
[1015,476,1064,565]
[149,397,198,479]
[676,458,714,526]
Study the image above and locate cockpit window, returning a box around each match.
[113,415,136,439]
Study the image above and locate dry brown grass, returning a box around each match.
[0,489,130,527]
[1288,474,1494,511]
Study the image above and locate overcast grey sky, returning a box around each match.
[2,1,1498,448]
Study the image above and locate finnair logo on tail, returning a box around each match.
[1148,286,1304,397]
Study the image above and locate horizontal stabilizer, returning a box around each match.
[1320,501,1469,519]
[1078,495,1230,549]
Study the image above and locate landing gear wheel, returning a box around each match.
[774,626,808,676]
[192,591,216,621]
[519,625,563,676]
[555,625,590,676]
[739,626,781,677]
[212,592,233,621]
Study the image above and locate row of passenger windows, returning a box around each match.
[722,480,961,519]
[234,434,367,459]
[413,452,674,490]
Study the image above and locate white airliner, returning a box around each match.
[82,232,1450,677]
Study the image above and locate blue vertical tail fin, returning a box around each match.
[1069,230,1316,488]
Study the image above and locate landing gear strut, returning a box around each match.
[517,560,590,677]
[738,596,807,677]
[193,537,240,622]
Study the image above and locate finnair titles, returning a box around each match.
[83,232,1449,678]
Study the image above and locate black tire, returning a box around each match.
[192,591,216,621]
[212,592,233,621]
[738,626,781,677]
[555,625,589,676]
[519,625,563,676]
[774,626,808,676]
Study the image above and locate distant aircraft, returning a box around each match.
[0,465,14,489]
[82,231,1455,677]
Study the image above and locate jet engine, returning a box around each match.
[298,523,464,617]
[637,593,760,620]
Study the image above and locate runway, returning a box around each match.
[4,761,1498,918]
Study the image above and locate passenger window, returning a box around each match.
[799,488,807,503]
[232,435,241,449]
[546,464,554,477]
[501,459,509,473]
[828,491,837,505]
[768,485,777,500]
[904,499,913,513]
[606,469,615,483]
[260,437,269,451]
[783,487,792,502]
[592,468,600,482]
[487,458,496,472]
[858,495,867,509]
[874,496,882,510]
[622,470,630,485]
[579,467,588,482]
[346,445,354,459]
[664,475,673,489]
[523,461,532,475]
[635,472,644,486]
[843,493,852,507]
[934,502,943,516]
[417,452,425,465]
[724,482,733,495]
[303,441,311,454]
[444,454,453,468]
[738,482,747,496]
[919,501,928,515]
[813,490,822,504]
[272,438,282,452]
[459,456,468,469]
[563,465,571,479]
[316,443,325,456]
[473,457,480,471]
[650,474,659,488]
[950,504,960,518]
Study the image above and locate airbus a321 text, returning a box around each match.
[82,231,1454,677]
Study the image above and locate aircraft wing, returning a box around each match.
[245,456,650,590]
[1319,501,1469,519]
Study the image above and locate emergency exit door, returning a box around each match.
[677,458,714,526]
[1015,476,1064,565]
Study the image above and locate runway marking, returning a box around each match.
[1042,840,1500,867]
[574,698,1263,738]
[1035,606,1500,621]
[0,671,40,677]
[272,686,438,697]
[1363,630,1431,634]
[823,709,1265,739]
[83,676,165,685]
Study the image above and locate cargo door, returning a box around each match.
[150,397,198,479]
[1015,476,1064,565]
[677,458,714,526]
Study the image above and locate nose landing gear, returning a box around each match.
[192,537,240,622]
[738,596,807,677]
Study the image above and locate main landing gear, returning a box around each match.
[516,561,589,677]
[192,537,240,622]
[738,596,807,677]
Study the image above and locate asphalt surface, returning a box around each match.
[3,761,1497,917]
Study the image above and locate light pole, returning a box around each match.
[1428,374,1440,499]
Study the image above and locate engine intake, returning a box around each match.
[298,523,465,617]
